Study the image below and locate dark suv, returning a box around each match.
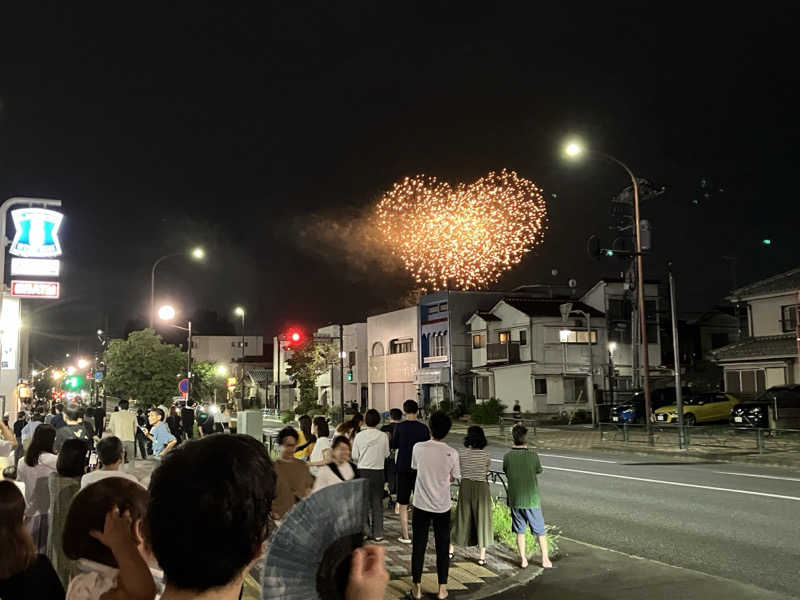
[730,385,800,429]
[610,387,691,424]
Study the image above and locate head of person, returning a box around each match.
[16,411,25,422]
[297,414,313,439]
[118,398,129,411]
[31,412,44,423]
[464,425,488,450]
[148,408,165,426]
[147,434,276,594]
[57,438,89,478]
[55,403,63,414]
[312,416,329,438]
[331,435,351,464]
[169,405,179,418]
[0,481,35,579]
[64,401,83,423]
[97,436,124,469]
[136,408,143,416]
[429,411,452,441]
[389,408,403,422]
[364,409,381,429]
[63,478,149,567]
[277,427,299,460]
[402,399,419,416]
[512,424,528,446]
[513,402,520,410]
[24,424,56,467]
[2,466,16,481]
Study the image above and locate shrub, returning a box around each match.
[471,398,506,424]
[491,499,560,558]
[280,410,295,424]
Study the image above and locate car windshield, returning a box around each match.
[684,394,720,405]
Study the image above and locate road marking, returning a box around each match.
[544,465,800,501]
[713,471,800,483]
[490,455,617,464]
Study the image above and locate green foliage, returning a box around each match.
[471,398,506,424]
[103,329,187,408]
[285,340,338,407]
[280,410,295,424]
[491,499,560,558]
[438,399,465,420]
[191,361,229,404]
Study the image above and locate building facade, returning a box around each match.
[367,306,419,413]
[314,323,368,411]
[712,267,800,397]
[191,335,265,364]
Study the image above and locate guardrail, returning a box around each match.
[599,422,800,453]
[450,469,510,502]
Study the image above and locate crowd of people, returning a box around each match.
[0,396,551,599]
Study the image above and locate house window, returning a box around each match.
[726,369,768,395]
[472,334,485,349]
[781,305,798,332]
[439,303,448,312]
[499,331,510,344]
[476,376,491,399]
[519,330,527,346]
[431,332,447,357]
[390,339,413,354]
[560,330,598,344]
[534,378,547,395]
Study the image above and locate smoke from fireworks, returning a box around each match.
[376,169,547,290]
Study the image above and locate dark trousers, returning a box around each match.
[411,507,451,585]
[362,469,385,539]
[135,430,148,458]
[384,456,397,497]
[182,420,194,439]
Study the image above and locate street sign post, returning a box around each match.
[178,378,190,394]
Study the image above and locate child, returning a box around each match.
[62,478,163,599]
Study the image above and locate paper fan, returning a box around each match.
[262,478,369,600]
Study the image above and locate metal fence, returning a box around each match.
[599,422,800,453]
[449,469,510,502]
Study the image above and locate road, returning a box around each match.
[451,437,800,598]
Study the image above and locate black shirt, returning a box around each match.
[13,420,26,438]
[0,554,65,599]
[53,422,93,453]
[391,420,430,472]
[92,407,106,434]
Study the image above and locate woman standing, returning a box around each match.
[311,436,359,493]
[16,424,58,555]
[294,414,316,460]
[47,439,88,586]
[166,406,184,443]
[336,413,363,444]
[0,481,64,599]
[307,416,332,476]
[449,425,493,565]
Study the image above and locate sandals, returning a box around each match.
[477,559,487,566]
[448,552,455,560]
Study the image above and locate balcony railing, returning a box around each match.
[487,342,520,364]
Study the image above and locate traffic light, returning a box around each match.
[65,374,84,390]
[284,329,304,348]
[346,369,353,382]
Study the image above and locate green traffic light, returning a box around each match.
[762,238,772,246]
[605,249,614,257]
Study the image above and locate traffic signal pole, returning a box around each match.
[339,324,345,424]
[668,263,686,449]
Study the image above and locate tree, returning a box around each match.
[191,361,229,404]
[103,329,187,408]
[285,340,338,408]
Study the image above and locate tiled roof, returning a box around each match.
[730,267,800,299]
[247,368,271,383]
[472,311,501,322]
[711,334,798,361]
[502,297,605,318]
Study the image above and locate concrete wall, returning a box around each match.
[748,293,797,337]
[367,306,419,411]
[192,336,264,364]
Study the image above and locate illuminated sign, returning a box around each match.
[10,280,60,299]
[10,257,60,277]
[9,208,64,258]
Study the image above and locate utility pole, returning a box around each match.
[668,263,686,449]
[339,324,345,423]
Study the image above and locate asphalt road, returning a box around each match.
[451,437,800,598]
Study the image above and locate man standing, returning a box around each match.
[408,411,460,600]
[391,399,430,544]
[380,408,403,507]
[55,402,94,452]
[51,404,66,429]
[353,409,390,541]
[271,426,313,521]
[181,399,196,440]
[502,424,551,569]
[109,398,138,463]
[91,401,106,435]
[145,408,177,460]
[80,436,140,489]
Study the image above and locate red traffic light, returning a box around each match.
[291,332,301,342]
[284,329,304,347]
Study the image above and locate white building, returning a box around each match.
[191,335,265,364]
[466,297,606,416]
[712,267,800,397]
[367,306,419,413]
[314,323,368,411]
[273,336,298,411]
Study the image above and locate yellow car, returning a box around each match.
[654,393,740,426]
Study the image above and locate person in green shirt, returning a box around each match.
[502,424,552,569]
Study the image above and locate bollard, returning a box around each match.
[757,428,764,454]
[623,422,629,442]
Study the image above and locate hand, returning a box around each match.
[90,506,137,551]
[346,545,388,600]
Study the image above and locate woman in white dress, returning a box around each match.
[307,416,332,476]
[17,424,58,554]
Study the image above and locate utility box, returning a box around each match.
[237,410,263,442]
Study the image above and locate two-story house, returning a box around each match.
[712,267,800,397]
[466,297,606,416]
[367,306,419,412]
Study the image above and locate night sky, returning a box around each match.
[1,3,798,365]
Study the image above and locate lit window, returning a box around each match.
[499,331,510,344]
[472,334,485,349]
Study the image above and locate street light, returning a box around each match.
[158,305,193,404]
[234,307,245,410]
[77,358,89,369]
[563,138,654,443]
[150,247,205,328]
[216,364,228,376]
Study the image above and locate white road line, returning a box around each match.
[489,455,617,464]
[713,471,800,483]
[544,465,800,501]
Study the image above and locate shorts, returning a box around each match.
[510,507,545,536]
[396,470,417,505]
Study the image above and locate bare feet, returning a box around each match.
[520,558,529,569]
[542,558,553,568]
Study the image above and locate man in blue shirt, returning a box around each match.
[145,408,177,460]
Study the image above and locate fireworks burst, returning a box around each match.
[376,169,548,290]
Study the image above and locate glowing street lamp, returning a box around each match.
[158,305,176,321]
[66,366,76,375]
[608,341,617,354]
[233,306,246,410]
[77,358,89,369]
[191,247,205,260]
[216,365,228,376]
[52,370,63,380]
[150,247,205,328]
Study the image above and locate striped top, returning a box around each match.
[458,447,491,482]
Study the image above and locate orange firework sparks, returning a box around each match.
[376,169,548,290]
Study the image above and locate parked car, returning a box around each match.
[610,388,691,424]
[654,392,740,426]
[730,385,800,429]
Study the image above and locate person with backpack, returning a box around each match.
[311,435,359,493]
[54,404,93,454]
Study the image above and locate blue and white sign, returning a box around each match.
[9,208,64,258]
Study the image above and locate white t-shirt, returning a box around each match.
[17,453,58,517]
[80,468,141,490]
[311,462,355,494]
[351,428,390,470]
[67,558,164,600]
[309,436,331,476]
[411,440,461,513]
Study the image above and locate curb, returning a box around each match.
[455,564,543,600]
